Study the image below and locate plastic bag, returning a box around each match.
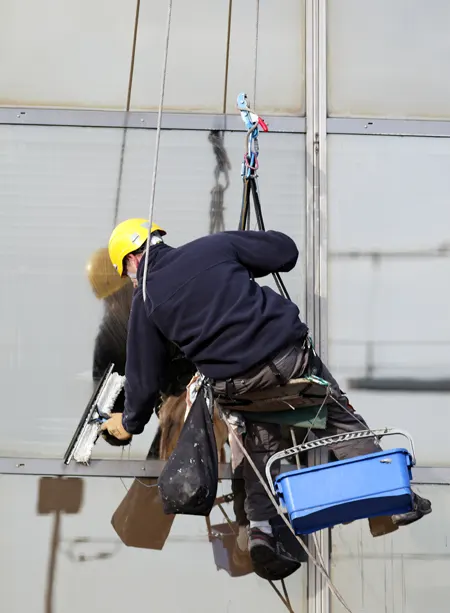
[158,380,218,516]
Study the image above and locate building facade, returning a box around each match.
[0,1,448,611]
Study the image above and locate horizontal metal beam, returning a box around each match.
[4,108,450,137]
[330,246,450,259]
[0,107,306,133]
[413,467,450,485]
[0,457,447,485]
[0,457,217,479]
[327,117,450,138]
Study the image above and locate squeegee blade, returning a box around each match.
[63,364,125,465]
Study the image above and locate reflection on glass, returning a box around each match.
[0,475,306,613]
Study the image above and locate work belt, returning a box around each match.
[211,336,311,401]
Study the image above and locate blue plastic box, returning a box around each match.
[274,448,413,535]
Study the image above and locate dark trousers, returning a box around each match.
[216,340,380,522]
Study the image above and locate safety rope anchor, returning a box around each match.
[236,92,269,180]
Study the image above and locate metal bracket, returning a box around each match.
[236,92,269,178]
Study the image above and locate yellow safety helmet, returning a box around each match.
[108,218,166,277]
[86,247,131,300]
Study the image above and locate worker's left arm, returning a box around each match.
[225,229,299,278]
[122,290,169,435]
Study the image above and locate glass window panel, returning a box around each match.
[0,125,305,456]
[331,484,446,612]
[328,135,450,252]
[0,0,136,110]
[327,0,450,119]
[130,0,230,112]
[225,0,306,115]
[328,135,450,466]
[0,0,305,114]
[0,475,307,612]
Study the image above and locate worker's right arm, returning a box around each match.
[224,229,299,278]
[122,290,168,435]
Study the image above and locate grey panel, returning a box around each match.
[328,135,450,252]
[225,0,306,115]
[327,135,450,466]
[331,484,445,612]
[130,0,230,113]
[0,0,136,109]
[0,0,305,115]
[0,475,306,613]
[327,0,450,119]
[0,125,305,457]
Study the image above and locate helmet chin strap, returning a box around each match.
[128,233,164,285]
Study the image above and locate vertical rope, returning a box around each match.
[142,0,173,303]
[253,0,260,108]
[268,579,296,613]
[113,0,141,228]
[125,0,141,112]
[222,0,233,115]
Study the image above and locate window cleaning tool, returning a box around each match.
[63,363,125,465]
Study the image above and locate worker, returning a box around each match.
[101,218,432,580]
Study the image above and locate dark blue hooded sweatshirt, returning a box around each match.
[122,230,308,434]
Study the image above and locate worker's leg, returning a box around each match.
[243,419,300,577]
[238,343,308,521]
[231,460,250,551]
[243,421,282,521]
[213,342,308,578]
[231,460,248,526]
[306,346,432,526]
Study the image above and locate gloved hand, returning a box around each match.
[100,412,132,441]
[101,430,132,447]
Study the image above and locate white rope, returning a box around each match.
[142,0,173,303]
[290,427,327,571]
[226,422,353,613]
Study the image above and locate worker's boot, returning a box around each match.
[248,527,301,581]
[392,492,432,527]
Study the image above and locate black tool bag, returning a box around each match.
[157,379,219,516]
